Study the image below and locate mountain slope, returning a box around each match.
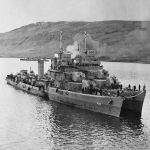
[0,21,150,63]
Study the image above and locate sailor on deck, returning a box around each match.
[138,84,141,91]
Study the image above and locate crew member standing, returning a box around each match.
[133,85,136,91]
[138,84,141,91]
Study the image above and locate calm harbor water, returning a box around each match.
[0,58,150,150]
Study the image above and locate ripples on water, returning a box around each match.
[0,58,150,150]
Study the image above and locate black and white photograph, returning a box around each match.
[0,0,150,149]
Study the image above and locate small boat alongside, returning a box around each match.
[6,31,146,117]
[6,71,49,98]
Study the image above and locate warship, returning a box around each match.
[6,32,146,117]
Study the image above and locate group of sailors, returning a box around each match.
[128,84,146,91]
[81,83,146,97]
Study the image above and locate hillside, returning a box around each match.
[0,21,150,63]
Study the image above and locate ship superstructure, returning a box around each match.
[47,31,110,92]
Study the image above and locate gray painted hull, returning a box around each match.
[6,79,146,117]
[122,90,146,114]
[48,87,124,117]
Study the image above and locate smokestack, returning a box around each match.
[38,60,44,77]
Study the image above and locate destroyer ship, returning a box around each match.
[6,32,146,117]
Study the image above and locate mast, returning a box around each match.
[84,31,87,54]
[77,42,80,51]
[30,66,31,72]
[59,31,63,60]
[60,31,63,51]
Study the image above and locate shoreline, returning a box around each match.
[1,56,150,64]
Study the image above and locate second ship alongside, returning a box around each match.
[6,32,146,117]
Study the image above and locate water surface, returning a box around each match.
[0,58,150,150]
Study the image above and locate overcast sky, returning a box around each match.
[0,0,150,33]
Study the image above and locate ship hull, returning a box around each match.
[122,90,146,114]
[6,79,47,98]
[6,79,146,117]
[48,87,124,117]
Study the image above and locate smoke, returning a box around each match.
[73,33,100,51]
[54,53,59,58]
[66,33,100,58]
[66,41,80,59]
